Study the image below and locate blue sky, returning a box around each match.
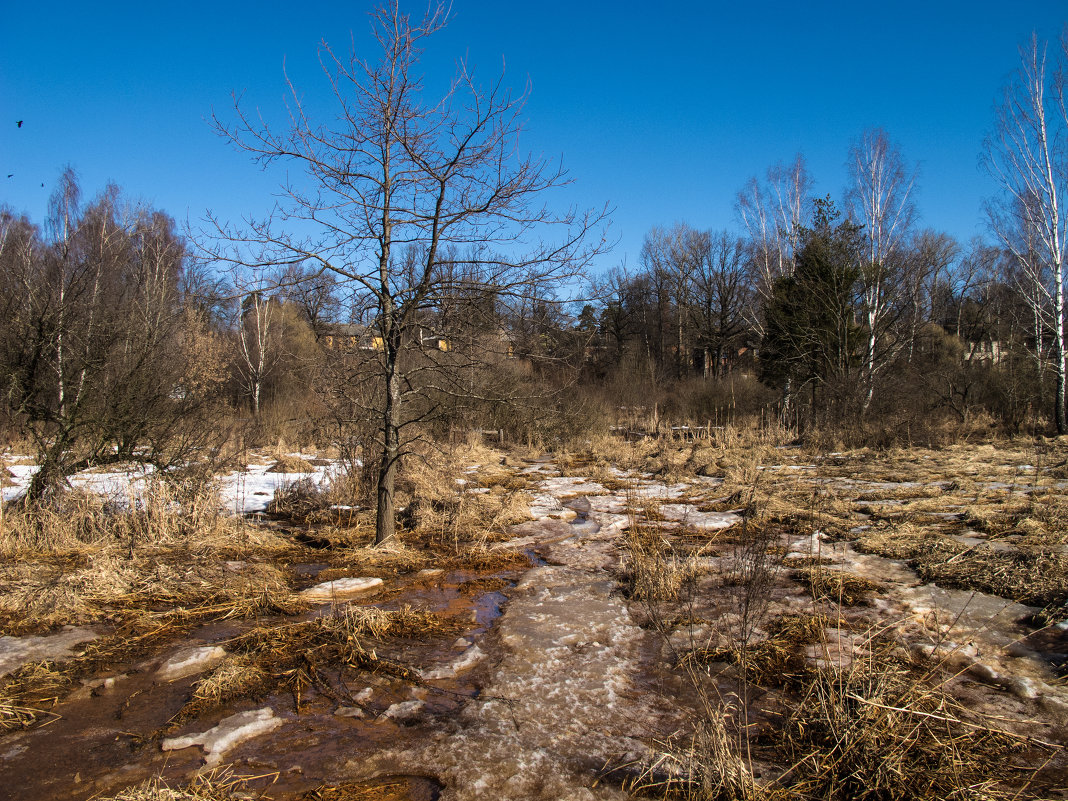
[1,1,1065,275]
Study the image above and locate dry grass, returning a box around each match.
[626,715,755,801]
[172,603,463,724]
[623,523,707,604]
[93,769,261,801]
[612,434,1066,800]
[770,639,1021,801]
[295,777,443,800]
[0,557,295,635]
[265,438,532,550]
[266,454,316,473]
[0,696,53,730]
[792,567,883,606]
[856,523,1068,608]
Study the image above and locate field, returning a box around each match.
[1,430,1066,800]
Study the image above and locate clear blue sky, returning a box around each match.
[2,1,1065,275]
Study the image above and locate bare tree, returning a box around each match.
[640,224,701,378]
[235,291,275,417]
[1,173,225,501]
[845,127,918,411]
[278,262,343,339]
[736,154,812,336]
[905,229,959,359]
[205,2,606,544]
[690,230,752,377]
[983,32,1068,432]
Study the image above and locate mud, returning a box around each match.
[4,445,1068,799]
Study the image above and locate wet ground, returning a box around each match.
[3,443,1068,799]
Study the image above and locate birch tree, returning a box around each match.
[983,32,1068,433]
[736,154,812,336]
[236,291,275,417]
[206,1,606,544]
[845,127,918,411]
[0,175,224,501]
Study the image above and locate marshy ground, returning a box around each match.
[1,431,1067,800]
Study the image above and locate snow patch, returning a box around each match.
[299,577,384,601]
[162,707,283,765]
[659,503,741,530]
[0,627,98,677]
[157,646,227,681]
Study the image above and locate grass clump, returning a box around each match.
[771,642,1020,801]
[173,604,462,724]
[623,524,705,603]
[857,523,1068,608]
[94,769,258,801]
[265,454,317,473]
[793,567,883,606]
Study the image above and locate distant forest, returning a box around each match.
[2,12,1067,529]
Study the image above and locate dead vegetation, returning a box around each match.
[612,433,1068,801]
[92,769,260,801]
[172,604,464,725]
[857,522,1068,609]
[792,567,883,606]
[4,430,1068,799]
[771,641,1024,801]
[0,492,295,636]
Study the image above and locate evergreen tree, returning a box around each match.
[760,197,864,417]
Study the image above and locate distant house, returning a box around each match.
[419,328,451,352]
[321,323,383,352]
[963,340,1003,364]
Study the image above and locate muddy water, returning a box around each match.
[0,565,519,801]
[355,477,677,800]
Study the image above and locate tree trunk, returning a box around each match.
[26,438,69,504]
[375,321,402,546]
[1055,260,1066,434]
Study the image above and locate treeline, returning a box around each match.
[576,167,1042,442]
[0,170,593,501]
[0,145,1059,504]
[3,24,1068,512]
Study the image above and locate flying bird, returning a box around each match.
[16,121,22,128]
[6,174,12,178]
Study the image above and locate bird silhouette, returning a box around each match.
[16,121,23,128]
[6,174,12,179]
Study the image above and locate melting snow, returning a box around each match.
[157,645,227,681]
[358,472,668,799]
[658,503,741,530]
[162,707,283,766]
[0,627,98,677]
[538,477,608,496]
[299,577,384,601]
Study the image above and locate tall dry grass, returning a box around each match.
[0,479,293,635]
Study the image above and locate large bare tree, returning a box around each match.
[845,127,918,411]
[206,2,606,544]
[1,171,225,501]
[983,32,1068,432]
[736,154,812,337]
